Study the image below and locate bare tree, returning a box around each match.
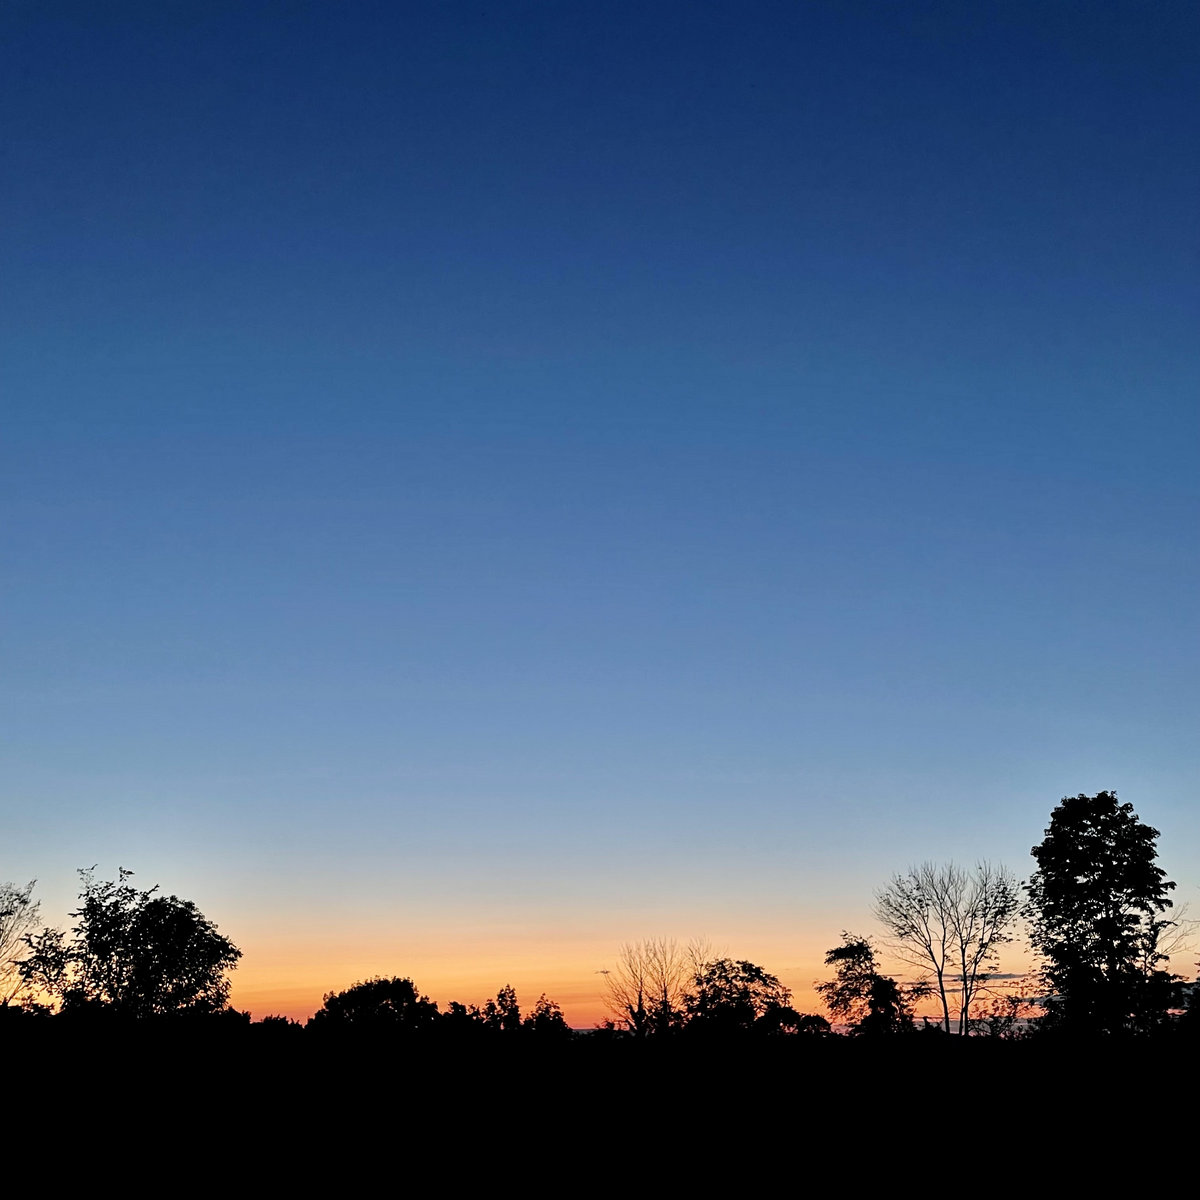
[873,862,1019,1035]
[0,880,40,1005]
[603,938,705,1036]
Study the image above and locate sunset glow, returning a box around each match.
[5,4,1197,1038]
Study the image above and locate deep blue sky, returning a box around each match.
[4,2,1197,1015]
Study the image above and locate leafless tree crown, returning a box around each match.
[873,861,1019,1035]
[603,937,708,1035]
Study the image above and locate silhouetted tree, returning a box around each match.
[307,976,440,1032]
[1025,792,1179,1035]
[684,957,793,1034]
[19,868,240,1017]
[0,879,40,1005]
[481,984,521,1032]
[873,861,1019,1034]
[816,933,920,1035]
[603,938,695,1036]
[522,994,571,1037]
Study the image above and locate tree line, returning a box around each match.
[2,791,1196,1040]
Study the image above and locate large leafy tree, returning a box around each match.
[20,868,241,1017]
[1024,792,1178,1035]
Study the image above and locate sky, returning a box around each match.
[3,1,1197,1024]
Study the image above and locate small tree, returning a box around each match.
[480,984,522,1032]
[0,880,40,1005]
[816,933,922,1036]
[522,994,571,1037]
[20,868,240,1018]
[873,862,1019,1034]
[1024,791,1179,1035]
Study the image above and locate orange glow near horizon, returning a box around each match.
[225,934,995,1028]
[229,975,842,1029]
[219,899,888,1022]
[220,894,1038,1027]
[226,921,826,1023]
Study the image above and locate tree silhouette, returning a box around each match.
[684,957,794,1034]
[481,984,522,1032]
[307,975,440,1031]
[1025,791,1179,1035]
[816,933,921,1035]
[603,938,695,1036]
[522,994,571,1037]
[20,868,240,1017]
[873,862,1019,1034]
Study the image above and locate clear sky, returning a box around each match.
[4,1,1197,1024]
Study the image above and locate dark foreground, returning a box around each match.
[11,1023,1197,1184]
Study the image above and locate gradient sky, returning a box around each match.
[4,1,1197,1023]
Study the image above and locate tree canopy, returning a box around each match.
[1024,792,1178,1035]
[307,976,441,1031]
[684,957,798,1034]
